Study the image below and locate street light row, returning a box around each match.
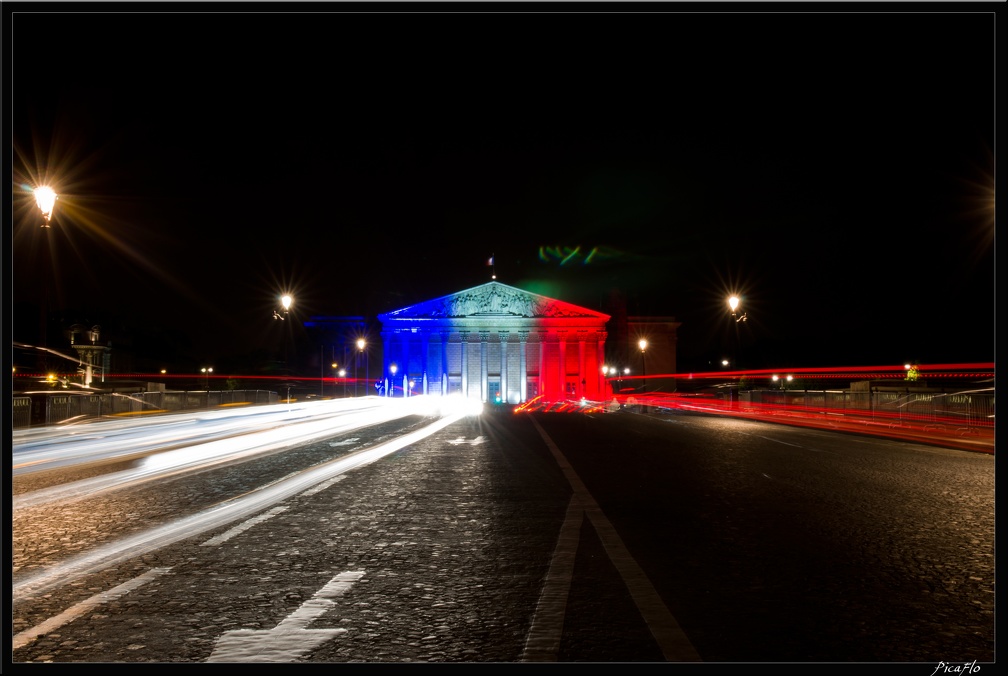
[24,192,816,396]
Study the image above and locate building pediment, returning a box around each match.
[378,281,610,321]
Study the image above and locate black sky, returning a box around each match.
[9,4,996,374]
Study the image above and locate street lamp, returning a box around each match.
[339,368,346,397]
[34,186,57,228]
[274,294,293,374]
[32,186,59,371]
[356,338,366,397]
[389,363,398,397]
[638,339,648,392]
[728,295,746,372]
[274,294,293,320]
[201,366,213,390]
[772,374,793,390]
[332,362,339,397]
[728,295,747,323]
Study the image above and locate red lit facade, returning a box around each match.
[377,281,611,404]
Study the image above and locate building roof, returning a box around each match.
[378,281,611,322]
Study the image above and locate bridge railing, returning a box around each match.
[11,389,280,428]
[738,389,995,432]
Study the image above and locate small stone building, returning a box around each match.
[377,281,611,404]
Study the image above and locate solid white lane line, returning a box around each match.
[521,495,583,662]
[529,416,702,662]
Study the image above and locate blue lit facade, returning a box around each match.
[377,282,611,404]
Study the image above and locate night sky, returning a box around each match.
[10,5,996,376]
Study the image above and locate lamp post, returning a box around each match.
[728,295,747,376]
[728,295,747,323]
[274,294,293,374]
[33,186,58,371]
[332,362,339,397]
[201,366,213,390]
[772,374,793,390]
[339,368,346,397]
[356,338,366,397]
[638,339,648,392]
[34,186,57,228]
[389,363,398,397]
[274,294,293,320]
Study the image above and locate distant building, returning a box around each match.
[626,316,682,394]
[376,281,611,404]
[67,323,111,387]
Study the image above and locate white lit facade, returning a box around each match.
[377,281,611,404]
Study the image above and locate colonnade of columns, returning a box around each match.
[380,328,607,404]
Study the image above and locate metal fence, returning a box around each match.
[11,389,280,428]
[739,388,995,432]
[12,387,995,433]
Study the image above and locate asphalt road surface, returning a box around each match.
[10,400,995,666]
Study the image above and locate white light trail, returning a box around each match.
[12,409,467,602]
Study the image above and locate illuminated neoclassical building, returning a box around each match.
[377,281,611,404]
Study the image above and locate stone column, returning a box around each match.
[421,331,430,395]
[440,330,450,396]
[460,331,470,398]
[539,330,548,399]
[519,330,529,403]
[578,330,587,398]
[479,331,490,402]
[499,331,509,404]
[557,330,568,398]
